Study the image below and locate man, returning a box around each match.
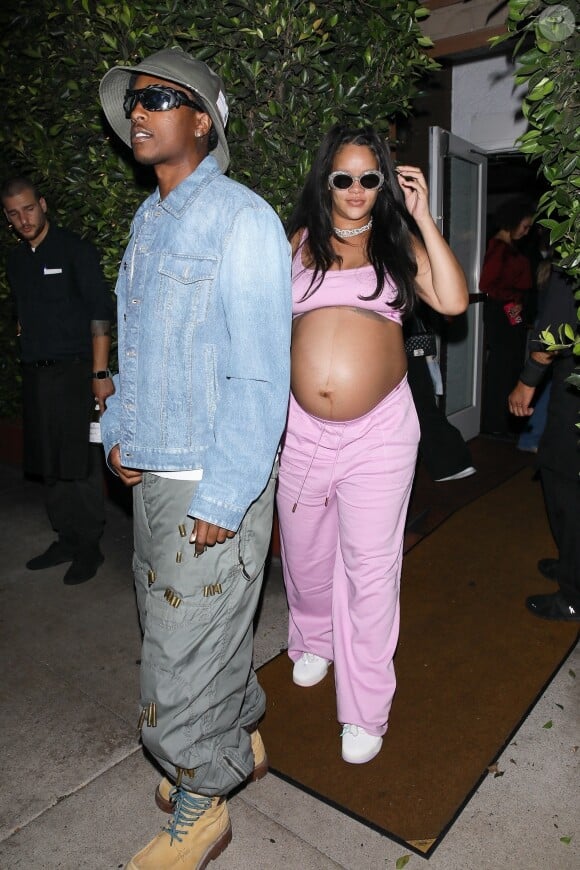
[2,177,114,584]
[98,47,291,868]
[508,267,579,622]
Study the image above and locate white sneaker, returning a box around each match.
[434,466,476,482]
[341,724,383,764]
[292,653,330,687]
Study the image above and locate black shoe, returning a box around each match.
[63,549,104,585]
[525,592,580,622]
[26,541,75,571]
[537,557,559,582]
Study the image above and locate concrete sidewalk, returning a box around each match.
[0,462,577,870]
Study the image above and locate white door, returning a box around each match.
[429,127,487,440]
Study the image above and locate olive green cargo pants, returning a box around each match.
[132,469,276,796]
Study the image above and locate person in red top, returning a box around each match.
[479,197,535,437]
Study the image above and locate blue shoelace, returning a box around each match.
[162,789,213,845]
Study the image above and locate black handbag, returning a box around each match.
[403,313,438,358]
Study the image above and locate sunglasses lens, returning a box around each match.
[331,173,353,190]
[360,173,382,189]
[146,90,177,111]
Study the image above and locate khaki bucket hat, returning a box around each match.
[99,47,230,172]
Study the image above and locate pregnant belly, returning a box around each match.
[291,307,407,421]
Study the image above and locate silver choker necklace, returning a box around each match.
[333,218,373,239]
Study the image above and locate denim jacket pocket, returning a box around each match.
[158,254,217,324]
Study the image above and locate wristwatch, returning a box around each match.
[92,370,112,379]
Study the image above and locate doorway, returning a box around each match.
[429,126,487,441]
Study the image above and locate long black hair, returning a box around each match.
[286,124,421,313]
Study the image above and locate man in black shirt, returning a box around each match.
[509,268,579,622]
[2,176,114,583]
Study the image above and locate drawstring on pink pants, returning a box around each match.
[291,422,345,511]
[324,426,344,506]
[292,424,326,512]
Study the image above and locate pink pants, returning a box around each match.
[276,377,419,736]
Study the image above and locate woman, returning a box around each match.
[276,125,468,764]
[480,198,535,437]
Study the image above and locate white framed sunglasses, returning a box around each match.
[328,170,384,191]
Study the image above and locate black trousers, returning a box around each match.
[22,360,105,550]
[540,467,580,608]
[482,299,527,435]
[45,444,105,550]
[407,354,473,480]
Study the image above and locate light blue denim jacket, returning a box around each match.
[101,156,291,531]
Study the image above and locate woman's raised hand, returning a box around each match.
[396,165,430,223]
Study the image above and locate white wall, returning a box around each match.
[452,54,528,152]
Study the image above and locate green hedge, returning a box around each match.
[0,0,435,417]
[493,0,580,277]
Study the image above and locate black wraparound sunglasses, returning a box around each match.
[123,85,205,118]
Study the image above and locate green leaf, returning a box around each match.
[534,35,553,54]
[550,221,571,243]
[528,77,555,101]
[101,32,118,49]
[540,329,556,345]
[396,857,411,869]
[510,0,533,13]
[560,836,572,845]
[542,720,553,729]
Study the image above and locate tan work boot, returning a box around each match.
[155,730,268,813]
[126,790,231,869]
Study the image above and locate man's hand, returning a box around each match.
[92,377,115,413]
[108,444,143,486]
[189,519,236,556]
[508,382,536,417]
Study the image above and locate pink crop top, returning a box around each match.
[292,241,403,324]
